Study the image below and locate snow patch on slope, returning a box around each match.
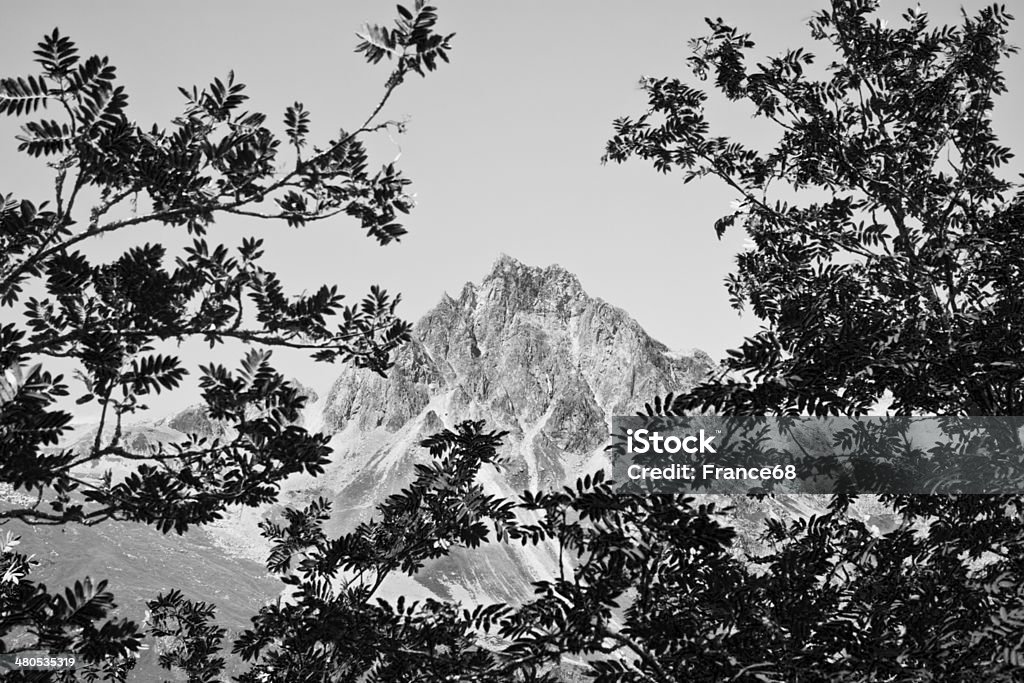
[520,401,557,492]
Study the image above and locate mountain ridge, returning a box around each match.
[230,253,715,603]
[51,254,717,610]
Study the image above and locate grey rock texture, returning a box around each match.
[324,254,710,440]
[307,255,714,602]
[70,256,719,606]
[57,254,897,619]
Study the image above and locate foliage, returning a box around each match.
[0,531,141,682]
[6,1,1024,681]
[232,421,527,683]
[132,2,1024,680]
[604,0,1023,417]
[0,2,453,675]
[597,0,1024,678]
[146,590,226,683]
[152,416,1024,681]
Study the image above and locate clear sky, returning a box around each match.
[3,1,1022,416]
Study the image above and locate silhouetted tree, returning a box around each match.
[150,2,1024,680]
[163,413,1024,681]
[605,0,1022,418]
[0,2,453,677]
[8,1,1024,681]
[599,0,1024,679]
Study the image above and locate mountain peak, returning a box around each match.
[324,255,713,438]
[482,254,584,311]
[489,253,575,279]
[493,252,520,268]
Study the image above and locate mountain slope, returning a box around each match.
[249,254,715,604]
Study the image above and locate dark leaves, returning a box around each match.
[147,590,226,682]
[0,538,144,677]
[356,1,455,77]
[283,102,310,150]
[607,0,1024,418]
[17,118,72,157]
[598,1,1024,678]
[127,354,187,395]
[0,5,455,681]
[0,75,51,116]
[33,28,79,77]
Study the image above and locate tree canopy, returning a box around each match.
[596,0,1024,679]
[605,0,1023,417]
[4,1,1024,681]
[0,2,453,677]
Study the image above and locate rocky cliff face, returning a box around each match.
[284,254,714,603]
[21,255,906,682]
[324,255,709,449]
[60,255,716,607]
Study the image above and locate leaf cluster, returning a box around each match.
[0,3,453,671]
[604,0,1023,417]
[0,531,142,682]
[150,416,1024,681]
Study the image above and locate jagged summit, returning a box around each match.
[323,256,711,439]
[481,255,584,322]
[445,254,585,318]
[309,256,714,602]
[487,253,581,286]
[58,258,891,619]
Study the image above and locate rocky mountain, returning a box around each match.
[12,254,900,681]
[321,254,710,489]
[42,255,712,609]
[215,254,715,604]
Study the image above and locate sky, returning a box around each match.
[3,1,1022,416]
